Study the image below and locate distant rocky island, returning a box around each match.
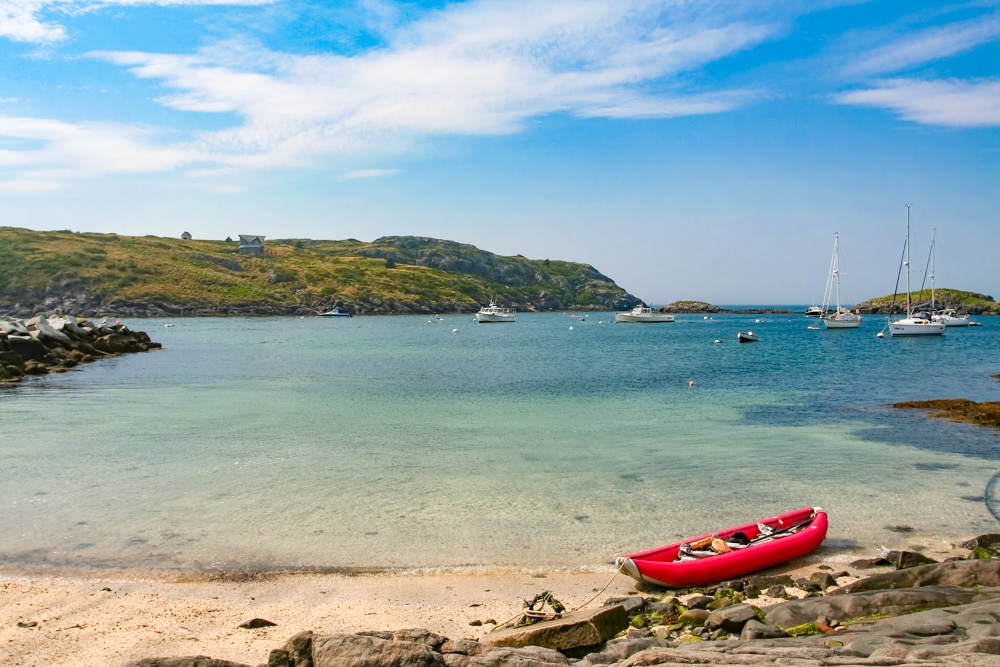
[657,295,999,316]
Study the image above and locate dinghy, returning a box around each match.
[616,507,827,588]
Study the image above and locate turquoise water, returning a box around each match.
[1,312,998,575]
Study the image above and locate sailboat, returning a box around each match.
[924,230,971,327]
[887,206,945,337]
[820,232,861,329]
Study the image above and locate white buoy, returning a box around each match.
[877,331,884,338]
[452,328,458,333]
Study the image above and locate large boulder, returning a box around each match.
[311,633,445,667]
[836,558,1000,593]
[482,606,628,651]
[763,585,1000,629]
[6,335,47,361]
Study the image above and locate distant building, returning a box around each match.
[181,231,192,240]
[239,235,265,256]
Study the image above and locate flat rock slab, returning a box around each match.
[482,605,628,651]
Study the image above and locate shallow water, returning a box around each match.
[1,312,998,574]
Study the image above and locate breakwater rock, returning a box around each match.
[0,314,161,384]
[124,549,1000,667]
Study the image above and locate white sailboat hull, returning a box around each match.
[889,318,946,336]
[823,316,861,329]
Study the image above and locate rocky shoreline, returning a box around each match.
[0,313,161,384]
[117,542,1000,667]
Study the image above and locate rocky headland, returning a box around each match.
[0,313,161,384]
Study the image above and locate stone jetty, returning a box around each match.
[123,542,1000,667]
[0,313,161,383]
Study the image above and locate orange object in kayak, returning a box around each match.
[616,507,827,588]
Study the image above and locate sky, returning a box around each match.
[2,0,998,305]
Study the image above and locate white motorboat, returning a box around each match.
[615,305,675,323]
[475,300,516,323]
[319,307,352,317]
[820,232,861,329]
[804,306,824,317]
[933,308,970,327]
[888,206,945,337]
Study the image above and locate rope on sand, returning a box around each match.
[498,561,628,629]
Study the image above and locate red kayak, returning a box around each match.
[616,507,827,588]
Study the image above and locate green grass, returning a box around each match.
[0,227,632,313]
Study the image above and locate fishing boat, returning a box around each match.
[737,331,757,342]
[888,206,945,337]
[820,233,861,329]
[615,305,675,323]
[319,307,352,318]
[616,507,828,588]
[804,306,824,317]
[475,299,516,323]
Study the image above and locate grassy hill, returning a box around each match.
[0,227,637,317]
[854,289,998,315]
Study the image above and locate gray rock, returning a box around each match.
[764,585,1000,629]
[123,658,251,667]
[704,604,759,633]
[739,619,790,640]
[482,606,628,652]
[677,608,710,626]
[277,630,313,667]
[837,558,1000,593]
[684,594,714,610]
[312,633,445,667]
[895,550,939,569]
[5,335,47,361]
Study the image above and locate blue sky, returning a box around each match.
[2,0,998,305]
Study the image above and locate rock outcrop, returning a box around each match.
[0,313,161,384]
[121,547,1000,667]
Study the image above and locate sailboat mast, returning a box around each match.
[905,204,911,316]
[930,228,936,310]
[833,232,841,313]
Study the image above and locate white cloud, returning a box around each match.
[0,0,275,45]
[0,0,786,190]
[87,2,779,163]
[847,14,1000,76]
[835,78,1000,128]
[341,168,399,180]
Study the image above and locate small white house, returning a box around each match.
[239,235,265,256]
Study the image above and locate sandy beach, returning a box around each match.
[0,568,640,666]
[0,537,971,666]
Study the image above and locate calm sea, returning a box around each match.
[1,311,998,576]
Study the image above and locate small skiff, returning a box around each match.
[616,507,827,588]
